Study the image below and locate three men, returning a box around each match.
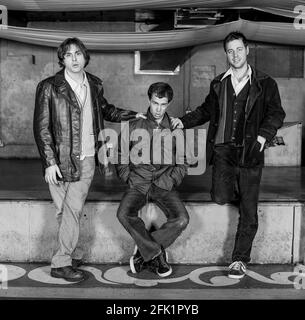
[33,38,144,282]
[172,31,285,279]
[116,82,189,277]
[34,31,286,281]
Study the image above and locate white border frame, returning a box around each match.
[134,51,180,75]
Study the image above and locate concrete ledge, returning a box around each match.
[0,201,303,264]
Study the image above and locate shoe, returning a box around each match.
[72,259,83,269]
[149,248,172,278]
[228,261,247,279]
[162,248,169,262]
[50,266,85,282]
[130,248,145,274]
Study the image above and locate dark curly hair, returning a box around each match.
[147,82,173,103]
[57,37,90,68]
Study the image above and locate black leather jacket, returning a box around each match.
[33,69,137,181]
[181,67,286,167]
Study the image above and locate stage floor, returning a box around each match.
[0,262,305,300]
[0,159,304,202]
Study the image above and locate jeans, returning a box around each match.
[117,184,189,261]
[49,156,95,268]
[211,144,262,263]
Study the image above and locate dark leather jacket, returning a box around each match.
[181,67,286,167]
[116,109,188,194]
[33,69,137,181]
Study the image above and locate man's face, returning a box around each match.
[149,94,170,121]
[63,44,86,74]
[225,38,249,69]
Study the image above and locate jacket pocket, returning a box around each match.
[245,140,264,166]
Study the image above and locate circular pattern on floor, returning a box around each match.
[27,266,80,285]
[0,264,26,282]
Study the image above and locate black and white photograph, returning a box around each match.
[0,0,304,315]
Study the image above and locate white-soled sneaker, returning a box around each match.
[228,261,247,279]
[130,247,145,274]
[149,247,172,278]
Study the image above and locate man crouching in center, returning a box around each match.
[116,82,189,277]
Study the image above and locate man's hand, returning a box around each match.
[136,112,147,119]
[257,135,266,152]
[171,117,184,129]
[45,164,63,185]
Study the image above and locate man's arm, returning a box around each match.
[33,81,62,184]
[258,79,286,144]
[33,81,58,169]
[171,81,216,129]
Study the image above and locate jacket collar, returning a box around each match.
[213,65,265,116]
[146,108,172,130]
[54,68,103,108]
[54,69,79,110]
[220,64,252,85]
[214,65,268,84]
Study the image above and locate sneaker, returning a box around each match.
[162,248,169,262]
[228,261,247,279]
[130,248,145,274]
[149,248,172,278]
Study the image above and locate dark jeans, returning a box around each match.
[211,144,262,263]
[117,184,189,261]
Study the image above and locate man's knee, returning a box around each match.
[117,208,127,225]
[211,192,230,205]
[177,213,189,231]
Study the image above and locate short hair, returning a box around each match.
[223,31,248,52]
[147,82,173,103]
[57,37,90,68]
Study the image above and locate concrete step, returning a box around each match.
[0,200,304,264]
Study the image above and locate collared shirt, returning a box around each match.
[221,64,252,96]
[64,69,95,160]
[64,69,88,105]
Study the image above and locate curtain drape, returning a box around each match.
[0,0,300,13]
[0,19,304,51]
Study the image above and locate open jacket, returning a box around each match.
[33,69,137,181]
[181,66,286,167]
[116,109,188,194]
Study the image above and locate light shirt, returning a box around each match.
[221,64,252,96]
[65,69,95,160]
[65,69,87,105]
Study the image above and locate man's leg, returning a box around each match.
[149,185,189,250]
[210,146,250,278]
[231,166,262,263]
[210,145,238,205]
[50,157,95,269]
[117,188,161,262]
[51,192,84,267]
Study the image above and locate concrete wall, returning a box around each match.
[0,21,304,162]
[0,200,302,264]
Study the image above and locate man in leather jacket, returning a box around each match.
[171,32,285,279]
[116,82,189,278]
[33,37,144,282]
